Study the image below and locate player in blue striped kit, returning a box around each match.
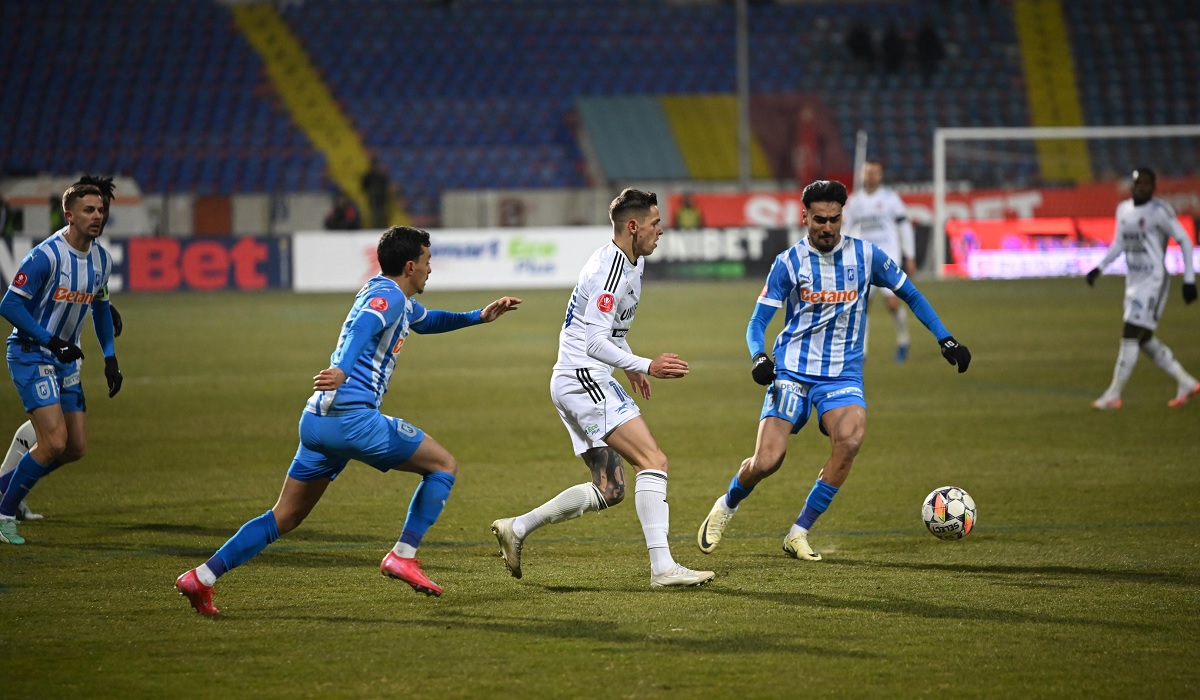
[176,226,520,614]
[0,181,122,545]
[0,175,123,525]
[697,180,971,561]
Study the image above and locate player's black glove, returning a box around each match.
[1183,283,1197,305]
[751,352,775,386]
[104,356,123,398]
[939,336,971,374]
[110,304,123,337]
[47,337,84,363]
[1085,268,1100,287]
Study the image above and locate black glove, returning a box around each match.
[47,337,84,363]
[110,304,123,337]
[939,336,971,374]
[104,356,123,398]
[1085,268,1100,287]
[751,352,775,386]
[1183,283,1197,305]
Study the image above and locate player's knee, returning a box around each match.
[642,449,668,472]
[273,509,307,535]
[431,453,458,477]
[34,433,69,461]
[600,484,625,506]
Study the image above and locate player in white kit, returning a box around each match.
[490,189,714,589]
[841,161,917,362]
[1087,167,1198,409]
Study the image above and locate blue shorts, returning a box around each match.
[760,377,866,436]
[286,408,426,482]
[6,351,86,413]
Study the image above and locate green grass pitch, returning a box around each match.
[2,275,1198,698]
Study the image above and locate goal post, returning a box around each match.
[932,124,1200,279]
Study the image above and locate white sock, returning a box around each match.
[635,470,674,576]
[1103,339,1140,398]
[1142,337,1198,388]
[514,483,602,539]
[392,542,417,558]
[195,563,217,587]
[0,421,35,480]
[892,306,910,347]
[787,523,809,538]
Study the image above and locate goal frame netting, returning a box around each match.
[932,124,1200,279]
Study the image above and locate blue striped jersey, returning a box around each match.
[759,236,906,381]
[305,275,427,415]
[5,229,112,355]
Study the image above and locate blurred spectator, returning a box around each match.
[673,192,704,230]
[361,157,391,229]
[48,194,66,233]
[881,22,905,75]
[324,191,362,230]
[916,19,946,86]
[844,21,876,69]
[0,193,19,240]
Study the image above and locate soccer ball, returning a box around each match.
[921,486,976,540]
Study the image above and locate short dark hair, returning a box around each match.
[1132,167,1157,183]
[62,183,104,212]
[609,188,658,229]
[378,226,431,276]
[801,180,848,208]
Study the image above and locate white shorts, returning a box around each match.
[1123,276,1170,331]
[550,368,641,455]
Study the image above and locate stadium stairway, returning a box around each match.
[1012,0,1093,183]
[660,95,774,181]
[230,3,409,224]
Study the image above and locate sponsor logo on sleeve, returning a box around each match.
[596,292,615,313]
[370,297,389,311]
[12,272,27,288]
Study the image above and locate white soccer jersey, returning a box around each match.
[554,241,649,375]
[1098,197,1196,290]
[841,187,914,262]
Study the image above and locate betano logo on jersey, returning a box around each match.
[53,287,96,304]
[800,288,858,304]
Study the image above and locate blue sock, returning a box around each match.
[724,472,755,509]
[210,510,279,577]
[0,469,12,493]
[0,453,51,517]
[398,471,456,549]
[796,479,840,530]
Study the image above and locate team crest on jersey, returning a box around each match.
[597,292,615,313]
[370,297,389,311]
[847,267,856,283]
[12,272,26,288]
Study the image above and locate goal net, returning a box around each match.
[931,125,1200,279]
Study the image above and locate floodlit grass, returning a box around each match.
[2,276,1198,698]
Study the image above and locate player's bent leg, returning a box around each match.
[271,476,331,534]
[383,435,454,597]
[698,418,791,554]
[0,422,43,522]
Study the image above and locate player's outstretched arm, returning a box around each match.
[480,296,523,322]
[647,353,689,379]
